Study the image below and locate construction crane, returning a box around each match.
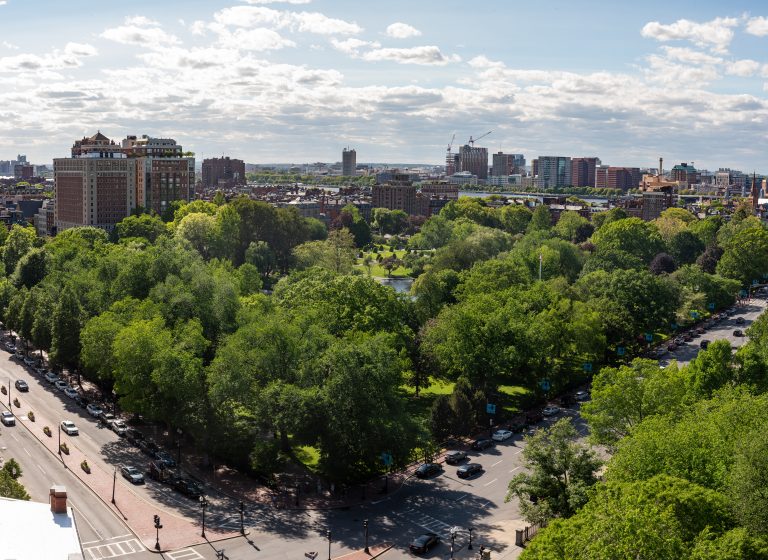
[447,133,456,153]
[468,130,492,147]
[445,133,457,175]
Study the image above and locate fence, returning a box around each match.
[515,520,548,547]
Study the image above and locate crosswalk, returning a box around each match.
[166,548,205,560]
[395,505,468,548]
[82,538,143,559]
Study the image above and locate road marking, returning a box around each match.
[83,538,143,559]
[491,459,503,467]
[167,549,205,560]
[11,432,18,441]
[453,493,467,502]
[513,449,523,455]
[23,446,30,456]
[71,502,103,541]
[36,463,46,475]
[483,478,498,487]
[508,466,521,474]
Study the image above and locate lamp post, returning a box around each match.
[200,495,208,538]
[363,519,369,554]
[176,428,182,466]
[58,423,61,456]
[153,515,162,551]
[238,501,245,535]
[450,527,458,560]
[295,484,300,506]
[111,466,116,504]
[468,527,473,550]
[7,378,10,407]
[327,530,332,560]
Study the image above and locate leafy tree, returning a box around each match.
[689,215,722,247]
[428,394,454,440]
[553,211,593,243]
[335,205,371,248]
[50,286,84,373]
[696,245,724,274]
[591,207,627,230]
[527,204,552,233]
[2,225,36,276]
[292,229,356,274]
[172,200,218,224]
[687,340,734,398]
[175,213,221,261]
[11,247,49,289]
[245,241,277,278]
[668,230,705,265]
[115,214,168,243]
[506,418,602,523]
[498,204,532,234]
[690,529,768,560]
[0,465,30,500]
[305,217,328,241]
[591,217,665,264]
[649,252,677,275]
[716,226,768,285]
[372,208,409,235]
[729,428,768,535]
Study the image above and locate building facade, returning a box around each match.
[571,157,599,188]
[342,148,357,177]
[372,182,417,215]
[459,145,488,180]
[606,167,641,191]
[201,156,246,188]
[536,156,571,188]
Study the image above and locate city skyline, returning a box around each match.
[2,1,768,171]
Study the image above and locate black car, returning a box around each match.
[14,379,28,392]
[700,340,710,349]
[736,317,745,325]
[415,463,441,478]
[457,463,483,479]
[156,450,177,468]
[444,450,468,465]
[174,478,203,499]
[125,427,145,443]
[138,439,160,458]
[733,329,744,337]
[471,438,494,451]
[409,532,439,554]
[74,395,89,408]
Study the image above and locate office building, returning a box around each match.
[536,156,571,188]
[671,163,698,187]
[606,167,641,191]
[492,152,513,177]
[571,157,599,188]
[372,179,417,215]
[342,148,357,177]
[202,157,246,188]
[459,145,488,180]
[642,186,673,221]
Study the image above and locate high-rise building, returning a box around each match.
[459,145,488,180]
[55,132,193,232]
[536,156,571,188]
[571,157,599,187]
[606,167,641,191]
[342,148,357,177]
[492,152,513,177]
[372,176,417,215]
[202,157,246,188]
[670,163,698,187]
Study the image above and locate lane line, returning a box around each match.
[36,463,46,475]
[509,466,521,474]
[23,446,31,456]
[491,459,503,467]
[483,478,498,487]
[71,501,104,541]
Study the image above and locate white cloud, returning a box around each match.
[0,1,7,6]
[2,41,19,50]
[726,59,761,77]
[242,0,312,3]
[64,42,98,57]
[468,55,505,69]
[745,16,768,36]
[641,17,739,53]
[659,46,723,65]
[213,6,361,35]
[361,46,460,65]
[218,28,295,51]
[100,17,180,47]
[330,38,380,55]
[385,22,421,39]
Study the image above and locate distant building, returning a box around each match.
[642,186,673,221]
[14,164,34,180]
[448,171,477,185]
[418,182,459,217]
[459,145,488,180]
[571,157,599,188]
[201,157,246,188]
[670,163,698,187]
[342,148,357,177]
[606,167,641,191]
[372,180,417,215]
[536,156,571,188]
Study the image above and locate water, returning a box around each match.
[375,277,414,294]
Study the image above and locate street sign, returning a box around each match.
[740,289,748,297]
[486,403,496,415]
[671,322,678,330]
[617,346,625,356]
[708,302,715,310]
[690,311,699,319]
[644,332,653,342]
[539,379,551,392]
[582,362,593,373]
[380,452,393,467]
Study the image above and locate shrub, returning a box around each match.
[60,443,69,454]
[12,398,19,408]
[80,460,90,473]
[43,426,51,436]
[27,411,34,422]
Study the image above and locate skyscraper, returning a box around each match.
[342,148,357,177]
[536,156,571,188]
[571,157,599,187]
[459,145,488,180]
[202,157,246,188]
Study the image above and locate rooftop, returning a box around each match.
[0,495,83,559]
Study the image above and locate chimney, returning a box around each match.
[659,157,663,177]
[50,485,68,514]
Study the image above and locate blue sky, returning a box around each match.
[2,0,768,171]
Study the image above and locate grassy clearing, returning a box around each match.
[293,445,321,471]
[356,245,412,278]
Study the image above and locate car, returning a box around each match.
[120,465,145,484]
[173,478,203,499]
[574,390,590,401]
[409,533,439,554]
[659,360,670,369]
[155,450,177,468]
[60,420,78,435]
[492,429,513,442]
[542,405,560,416]
[86,403,103,418]
[63,386,79,399]
[471,438,494,451]
[444,450,468,465]
[457,463,483,479]
[44,371,59,384]
[99,411,115,428]
[22,356,35,366]
[125,427,145,443]
[415,463,442,478]
[667,342,678,351]
[34,365,45,375]
[14,379,28,392]
[683,333,693,342]
[733,329,744,337]
[1,411,15,426]
[74,396,88,408]
[695,327,705,335]
[139,439,160,458]
[736,317,745,325]
[112,419,128,437]
[700,340,710,349]
[54,380,68,392]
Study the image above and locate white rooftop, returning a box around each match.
[0,496,83,559]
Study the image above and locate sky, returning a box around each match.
[2,0,768,171]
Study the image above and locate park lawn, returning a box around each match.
[401,378,455,421]
[293,445,321,472]
[356,246,412,278]
[498,384,534,414]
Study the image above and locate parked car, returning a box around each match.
[492,429,513,442]
[683,333,693,342]
[86,403,103,418]
[695,327,705,335]
[63,387,79,399]
[14,379,28,392]
[155,450,176,468]
[23,356,35,367]
[736,317,745,325]
[457,463,483,479]
[139,439,160,458]
[667,342,678,351]
[173,478,203,499]
[99,411,116,428]
[1,411,15,426]
[54,380,68,392]
[112,419,128,437]
[542,405,560,416]
[125,427,145,443]
[700,340,710,349]
[74,396,88,409]
[44,371,59,384]
[471,438,494,451]
[733,329,744,337]
[60,420,79,435]
[444,450,468,465]
[121,466,145,484]
[415,463,442,478]
[409,533,439,554]
[574,390,590,401]
[147,460,172,482]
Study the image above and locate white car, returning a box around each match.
[574,390,590,401]
[112,420,127,437]
[63,387,79,399]
[1,411,15,426]
[86,404,103,418]
[542,405,561,416]
[60,420,79,435]
[492,429,513,441]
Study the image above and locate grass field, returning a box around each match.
[355,245,412,278]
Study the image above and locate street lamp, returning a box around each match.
[153,514,162,551]
[58,423,61,456]
[450,527,458,560]
[176,428,182,466]
[238,501,245,535]
[7,378,10,407]
[468,527,473,550]
[363,519,369,554]
[200,495,208,538]
[111,466,117,504]
[327,530,332,560]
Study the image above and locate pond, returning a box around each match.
[375,277,414,294]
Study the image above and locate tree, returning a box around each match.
[0,465,30,500]
[428,395,454,440]
[292,229,356,274]
[553,211,593,243]
[175,213,221,261]
[2,225,36,276]
[591,207,627,230]
[716,226,768,285]
[372,208,408,235]
[11,247,49,289]
[696,245,724,274]
[649,252,677,275]
[506,418,602,523]
[50,286,84,373]
[591,218,665,264]
[668,230,705,265]
[335,205,371,247]
[527,205,552,233]
[245,241,277,278]
[581,359,687,445]
[499,204,532,234]
[729,428,768,535]
[115,214,168,243]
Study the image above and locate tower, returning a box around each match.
[342,148,356,177]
